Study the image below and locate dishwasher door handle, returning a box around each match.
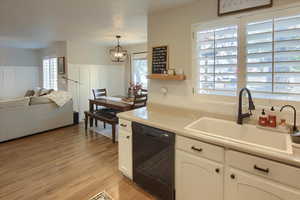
[145,133,159,138]
[161,134,169,138]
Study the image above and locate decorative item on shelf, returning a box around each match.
[218,0,273,16]
[58,57,66,74]
[168,69,175,75]
[152,45,168,74]
[109,35,128,62]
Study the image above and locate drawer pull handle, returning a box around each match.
[126,136,130,139]
[191,146,203,152]
[120,124,127,127]
[254,165,269,174]
[215,168,220,173]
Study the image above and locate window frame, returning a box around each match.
[131,52,148,89]
[192,5,300,106]
[43,57,58,91]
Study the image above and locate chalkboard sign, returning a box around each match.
[152,45,168,74]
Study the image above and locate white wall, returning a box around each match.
[0,48,40,99]
[148,0,300,122]
[0,48,40,66]
[67,41,112,65]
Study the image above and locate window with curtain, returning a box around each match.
[43,58,58,90]
[193,8,300,101]
[132,53,148,89]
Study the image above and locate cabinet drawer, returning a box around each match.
[176,136,224,163]
[227,150,300,189]
[119,119,132,132]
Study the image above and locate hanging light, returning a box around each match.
[109,35,128,62]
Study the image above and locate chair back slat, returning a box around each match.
[141,89,148,95]
[132,94,148,109]
[93,89,107,99]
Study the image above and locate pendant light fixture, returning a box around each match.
[109,35,128,62]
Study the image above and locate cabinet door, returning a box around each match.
[118,130,132,179]
[225,168,300,200]
[176,150,223,200]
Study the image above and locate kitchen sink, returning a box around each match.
[185,117,292,153]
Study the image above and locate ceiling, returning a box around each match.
[0,0,197,49]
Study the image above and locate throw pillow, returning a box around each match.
[24,90,35,97]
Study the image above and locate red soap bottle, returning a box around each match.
[268,106,277,128]
[259,109,268,127]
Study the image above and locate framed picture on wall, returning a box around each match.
[218,0,273,16]
[58,57,65,74]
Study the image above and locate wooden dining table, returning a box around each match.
[89,96,133,113]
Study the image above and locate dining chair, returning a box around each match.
[92,88,107,99]
[128,88,148,96]
[92,88,117,129]
[132,94,148,109]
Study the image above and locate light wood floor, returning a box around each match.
[0,124,154,200]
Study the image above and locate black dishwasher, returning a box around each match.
[132,122,175,200]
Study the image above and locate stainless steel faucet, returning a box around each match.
[237,88,256,125]
[280,105,299,134]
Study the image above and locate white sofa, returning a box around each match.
[0,98,73,142]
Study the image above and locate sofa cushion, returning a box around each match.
[0,97,30,109]
[29,96,52,105]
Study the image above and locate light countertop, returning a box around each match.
[117,104,300,168]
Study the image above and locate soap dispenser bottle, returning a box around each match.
[259,109,268,127]
[268,106,277,128]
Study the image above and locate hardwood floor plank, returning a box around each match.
[0,124,155,200]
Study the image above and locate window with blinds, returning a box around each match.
[196,25,238,96]
[246,14,300,101]
[43,58,58,90]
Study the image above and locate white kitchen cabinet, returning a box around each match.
[176,149,224,200]
[118,129,132,179]
[225,168,300,200]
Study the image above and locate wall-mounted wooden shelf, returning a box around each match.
[147,74,186,80]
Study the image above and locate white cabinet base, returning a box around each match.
[225,168,300,200]
[176,150,224,200]
[118,129,132,179]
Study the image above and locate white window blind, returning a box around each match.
[246,14,300,101]
[196,25,238,96]
[43,58,58,90]
[132,53,148,89]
